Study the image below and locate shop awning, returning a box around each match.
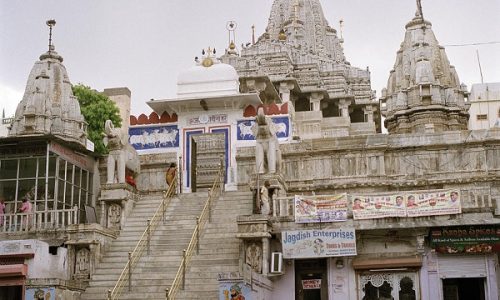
[352,256,422,270]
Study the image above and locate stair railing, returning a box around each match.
[107,174,178,300]
[166,159,224,300]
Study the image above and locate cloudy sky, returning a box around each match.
[1,0,499,120]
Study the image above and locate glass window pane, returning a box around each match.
[74,167,81,188]
[67,163,74,185]
[57,179,65,209]
[38,157,47,178]
[58,159,66,180]
[0,159,18,179]
[81,170,88,190]
[48,156,56,177]
[19,158,37,178]
[0,180,17,212]
[66,182,73,208]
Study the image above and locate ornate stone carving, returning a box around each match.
[108,203,122,229]
[75,248,90,278]
[245,242,263,273]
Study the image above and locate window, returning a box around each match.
[476,114,488,120]
[359,272,419,300]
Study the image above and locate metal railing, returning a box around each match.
[107,176,177,300]
[0,206,78,233]
[166,161,224,300]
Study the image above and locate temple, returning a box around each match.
[0,1,499,300]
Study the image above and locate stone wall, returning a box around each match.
[236,129,500,211]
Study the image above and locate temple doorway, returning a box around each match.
[190,133,226,192]
[295,259,328,300]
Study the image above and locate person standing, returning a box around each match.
[165,163,177,190]
[0,196,6,227]
[18,197,33,229]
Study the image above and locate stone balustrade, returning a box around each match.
[0,207,79,233]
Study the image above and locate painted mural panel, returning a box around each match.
[26,287,56,300]
[219,281,251,300]
[236,116,289,140]
[282,229,356,259]
[129,125,179,150]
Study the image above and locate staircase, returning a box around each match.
[81,191,209,300]
[175,190,253,299]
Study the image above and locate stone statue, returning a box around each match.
[103,120,127,184]
[246,242,262,273]
[252,107,282,174]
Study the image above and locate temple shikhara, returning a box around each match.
[1,1,499,300]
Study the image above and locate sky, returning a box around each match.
[1,0,499,120]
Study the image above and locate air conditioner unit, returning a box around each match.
[270,252,283,274]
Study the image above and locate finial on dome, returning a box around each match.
[46,19,56,53]
[278,29,287,41]
[200,47,218,67]
[416,0,424,20]
[251,24,255,44]
[339,19,344,43]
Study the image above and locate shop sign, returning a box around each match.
[352,194,406,220]
[430,226,500,254]
[294,194,348,223]
[302,279,321,289]
[49,142,93,170]
[282,228,356,259]
[406,190,461,217]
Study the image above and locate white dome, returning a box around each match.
[176,62,240,98]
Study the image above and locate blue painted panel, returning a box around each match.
[236,116,289,140]
[26,287,56,300]
[129,125,179,150]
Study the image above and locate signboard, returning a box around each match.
[302,279,321,289]
[406,190,461,217]
[49,142,94,170]
[430,226,500,254]
[282,229,356,259]
[129,125,179,150]
[237,116,290,140]
[295,194,348,223]
[352,194,406,220]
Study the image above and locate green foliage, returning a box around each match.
[72,84,122,155]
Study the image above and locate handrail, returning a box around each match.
[166,160,224,300]
[107,176,177,300]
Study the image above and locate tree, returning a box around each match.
[72,84,122,155]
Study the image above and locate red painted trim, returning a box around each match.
[0,253,34,259]
[0,264,28,278]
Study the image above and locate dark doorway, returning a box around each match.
[0,285,23,300]
[442,278,485,300]
[295,259,327,300]
[190,133,226,191]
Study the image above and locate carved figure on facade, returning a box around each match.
[245,242,262,273]
[252,107,282,174]
[75,248,90,278]
[108,203,122,229]
[103,120,127,184]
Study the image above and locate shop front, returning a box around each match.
[429,225,500,300]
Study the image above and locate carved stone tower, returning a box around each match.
[9,21,87,146]
[380,4,469,134]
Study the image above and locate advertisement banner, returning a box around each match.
[294,194,348,223]
[430,226,500,254]
[352,194,406,220]
[406,190,461,217]
[282,229,356,259]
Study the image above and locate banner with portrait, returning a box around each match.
[406,190,461,217]
[352,194,406,220]
[294,194,348,223]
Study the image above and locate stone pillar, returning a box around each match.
[363,105,374,122]
[100,200,106,227]
[309,92,324,112]
[338,99,351,117]
[262,237,270,276]
[279,82,294,103]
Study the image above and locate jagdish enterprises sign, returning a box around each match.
[282,229,356,259]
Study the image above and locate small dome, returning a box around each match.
[176,62,240,98]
